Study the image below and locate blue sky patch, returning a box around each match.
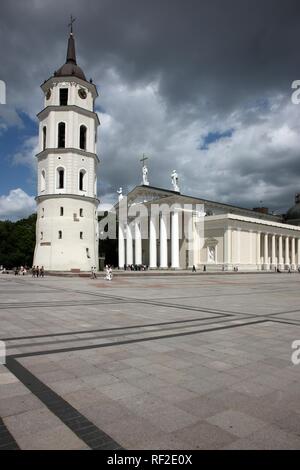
[200,128,234,150]
[0,111,37,196]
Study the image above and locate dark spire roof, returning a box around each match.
[54,32,86,81]
[66,33,76,64]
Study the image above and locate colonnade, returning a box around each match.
[118,211,181,269]
[257,233,300,269]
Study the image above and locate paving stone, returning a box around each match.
[0,373,19,385]
[4,407,63,436]
[223,425,300,450]
[14,424,85,450]
[0,394,43,418]
[206,409,267,437]
[169,420,237,449]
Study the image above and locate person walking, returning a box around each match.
[91,266,97,279]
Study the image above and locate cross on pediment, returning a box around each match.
[140,154,148,166]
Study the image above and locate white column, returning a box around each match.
[278,235,283,268]
[271,234,276,268]
[160,212,168,268]
[297,239,300,266]
[264,233,269,269]
[118,222,125,268]
[291,237,296,269]
[285,236,290,267]
[126,223,133,266]
[149,215,157,269]
[256,232,261,268]
[186,211,194,268]
[224,226,232,270]
[171,210,180,269]
[134,219,142,265]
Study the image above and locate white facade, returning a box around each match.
[117,186,300,271]
[33,34,100,271]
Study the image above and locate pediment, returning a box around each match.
[127,185,175,206]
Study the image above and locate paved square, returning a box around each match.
[1,272,300,449]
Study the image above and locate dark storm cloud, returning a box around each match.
[1,0,300,214]
[2,0,300,112]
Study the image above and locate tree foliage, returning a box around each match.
[0,214,37,268]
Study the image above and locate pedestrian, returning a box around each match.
[105,265,113,281]
[36,266,39,278]
[40,266,45,278]
[32,266,36,277]
[192,265,196,272]
[91,266,97,279]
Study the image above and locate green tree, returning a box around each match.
[0,214,36,268]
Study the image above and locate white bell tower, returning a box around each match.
[33,25,100,271]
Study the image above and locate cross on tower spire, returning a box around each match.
[68,15,76,35]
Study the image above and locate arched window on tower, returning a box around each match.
[57,167,65,189]
[79,125,87,150]
[41,170,46,192]
[79,169,87,191]
[58,122,66,148]
[43,126,47,150]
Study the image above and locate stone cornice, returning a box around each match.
[36,193,100,205]
[205,213,300,233]
[37,105,100,126]
[41,76,98,99]
[36,147,100,163]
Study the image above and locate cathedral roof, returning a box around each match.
[54,33,87,81]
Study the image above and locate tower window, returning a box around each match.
[40,232,43,240]
[60,88,68,106]
[86,248,90,258]
[80,208,83,217]
[79,125,87,150]
[58,122,66,148]
[80,232,83,239]
[58,231,62,239]
[57,167,65,189]
[43,126,47,150]
[79,170,86,191]
[60,207,64,216]
[41,208,44,218]
[41,170,46,192]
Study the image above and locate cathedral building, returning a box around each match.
[33,28,100,271]
[117,181,300,272]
